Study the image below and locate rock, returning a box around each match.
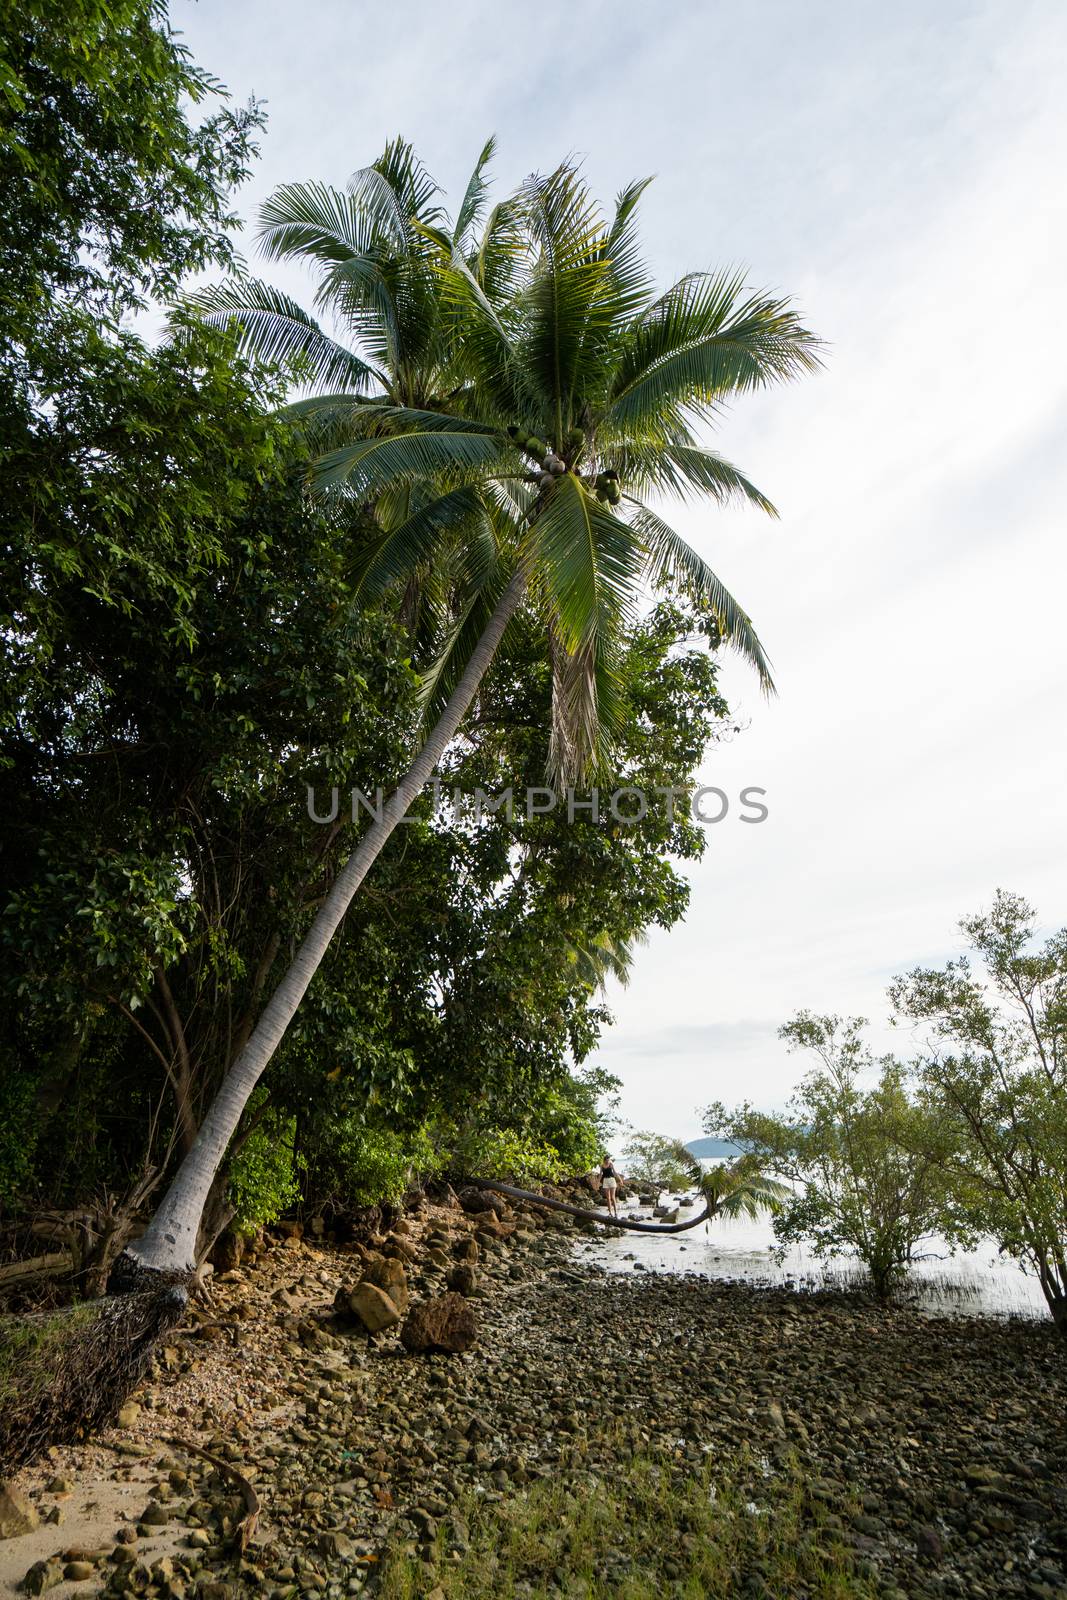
[348,1282,402,1334]
[452,1237,479,1263]
[446,1264,479,1297]
[915,1523,944,1560]
[0,1484,39,1539]
[317,1530,354,1558]
[765,1401,786,1434]
[63,1562,95,1581]
[208,1228,244,1272]
[23,1559,62,1594]
[459,1188,507,1217]
[469,1211,516,1240]
[361,1257,410,1315]
[400,1293,477,1355]
[139,1504,170,1526]
[116,1402,141,1428]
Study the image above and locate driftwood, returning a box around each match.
[0,1251,73,1287]
[167,1436,260,1552]
[471,1178,714,1234]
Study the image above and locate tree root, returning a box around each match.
[470,1179,714,1234]
[167,1436,260,1554]
[0,1286,186,1476]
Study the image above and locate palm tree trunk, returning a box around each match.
[114,569,527,1283]
[471,1178,717,1234]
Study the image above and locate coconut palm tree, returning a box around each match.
[189,136,525,657]
[114,151,820,1286]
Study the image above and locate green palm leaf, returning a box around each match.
[607,271,822,427]
[349,485,491,600]
[257,180,385,267]
[618,442,777,513]
[454,136,497,250]
[183,280,383,391]
[530,473,641,653]
[627,499,776,693]
[313,422,508,496]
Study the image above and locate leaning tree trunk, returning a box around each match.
[112,570,528,1287]
[472,1179,719,1234]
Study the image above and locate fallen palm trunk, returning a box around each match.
[470,1178,715,1234]
[0,1286,186,1476]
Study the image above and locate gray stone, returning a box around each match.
[0,1483,38,1539]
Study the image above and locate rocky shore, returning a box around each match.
[2,1189,1065,1600]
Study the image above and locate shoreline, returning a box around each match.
[2,1192,1065,1599]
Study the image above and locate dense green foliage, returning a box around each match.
[0,0,259,326]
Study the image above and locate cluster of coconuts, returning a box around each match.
[507,425,621,503]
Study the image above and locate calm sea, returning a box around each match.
[579,1176,1050,1322]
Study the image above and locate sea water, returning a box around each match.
[578,1190,1051,1322]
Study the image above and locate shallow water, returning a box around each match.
[577,1192,1051,1322]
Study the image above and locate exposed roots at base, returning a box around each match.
[0,1284,186,1475]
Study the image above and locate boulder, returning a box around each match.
[467,1210,515,1240]
[458,1188,509,1219]
[0,1483,38,1539]
[446,1264,479,1297]
[347,1282,401,1335]
[23,1560,62,1594]
[208,1228,244,1272]
[361,1257,410,1314]
[400,1292,477,1354]
[452,1236,479,1262]
[383,1238,420,1263]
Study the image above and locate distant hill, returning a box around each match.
[685,1136,744,1159]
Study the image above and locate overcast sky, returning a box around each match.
[173,0,1067,1138]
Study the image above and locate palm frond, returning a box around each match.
[598,176,656,315]
[470,196,530,304]
[517,164,621,433]
[617,443,777,514]
[257,181,383,267]
[310,422,511,496]
[349,485,491,600]
[607,272,823,428]
[627,499,776,694]
[530,473,641,653]
[182,280,383,391]
[357,137,444,229]
[454,136,497,250]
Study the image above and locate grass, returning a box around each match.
[376,1442,879,1600]
[0,1300,100,1408]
